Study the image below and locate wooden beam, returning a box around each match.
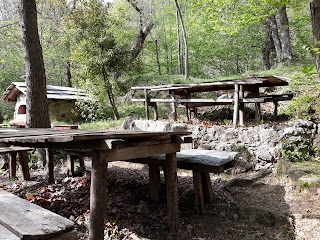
[233,84,239,126]
[239,85,244,126]
[144,89,150,120]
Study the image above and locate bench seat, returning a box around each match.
[0,190,77,240]
[133,149,239,214]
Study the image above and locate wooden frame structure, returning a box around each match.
[131,76,293,125]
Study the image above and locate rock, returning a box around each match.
[120,116,136,130]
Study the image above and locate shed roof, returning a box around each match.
[2,82,88,102]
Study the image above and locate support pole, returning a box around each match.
[171,91,177,121]
[239,85,244,126]
[144,89,150,120]
[165,153,178,233]
[89,151,108,240]
[233,84,239,126]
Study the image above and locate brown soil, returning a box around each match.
[0,161,319,240]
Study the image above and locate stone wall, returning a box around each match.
[122,117,318,172]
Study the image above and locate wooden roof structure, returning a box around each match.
[2,82,88,102]
[131,75,290,95]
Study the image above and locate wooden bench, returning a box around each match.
[0,147,33,180]
[133,149,239,214]
[0,189,77,240]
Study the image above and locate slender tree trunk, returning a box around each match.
[174,0,189,80]
[310,0,320,76]
[278,6,293,61]
[101,64,119,120]
[155,39,161,75]
[263,24,275,70]
[66,61,72,87]
[268,15,282,60]
[19,0,50,128]
[176,9,182,74]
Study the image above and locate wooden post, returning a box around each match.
[273,101,278,121]
[165,153,178,233]
[171,91,177,121]
[233,84,239,126]
[193,171,205,214]
[144,89,150,120]
[89,151,108,240]
[46,149,55,184]
[153,103,159,120]
[9,152,17,179]
[255,103,261,123]
[18,151,30,181]
[148,163,161,201]
[201,172,214,204]
[239,85,244,126]
[67,155,75,176]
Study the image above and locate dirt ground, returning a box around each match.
[0,160,320,240]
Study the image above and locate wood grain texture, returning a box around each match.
[0,190,74,240]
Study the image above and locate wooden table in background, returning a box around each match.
[0,128,189,240]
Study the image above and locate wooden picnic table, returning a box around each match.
[131,75,293,125]
[0,128,189,240]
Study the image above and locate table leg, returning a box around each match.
[46,149,54,184]
[165,153,178,233]
[89,151,108,240]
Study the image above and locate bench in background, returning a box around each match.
[0,147,33,180]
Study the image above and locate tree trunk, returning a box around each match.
[176,9,182,74]
[267,15,282,60]
[155,39,161,75]
[310,0,320,76]
[278,6,293,61]
[66,61,72,87]
[263,24,275,70]
[174,0,189,80]
[19,0,50,128]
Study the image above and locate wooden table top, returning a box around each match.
[0,128,190,150]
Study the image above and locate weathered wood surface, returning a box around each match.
[0,146,33,153]
[0,190,75,240]
[0,224,20,240]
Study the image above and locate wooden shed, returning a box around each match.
[2,82,88,126]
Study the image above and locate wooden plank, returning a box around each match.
[239,85,244,126]
[201,172,214,203]
[0,190,74,240]
[0,147,32,153]
[144,89,150,120]
[101,143,181,162]
[46,149,55,184]
[0,224,20,240]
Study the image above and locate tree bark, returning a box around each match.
[66,61,72,87]
[19,0,50,128]
[174,0,189,80]
[155,39,161,75]
[267,15,282,60]
[278,6,293,61]
[310,0,320,76]
[263,24,275,70]
[176,9,183,74]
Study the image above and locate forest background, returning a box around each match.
[0,0,319,124]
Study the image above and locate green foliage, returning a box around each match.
[75,99,110,122]
[80,119,123,130]
[283,65,320,120]
[282,139,319,162]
